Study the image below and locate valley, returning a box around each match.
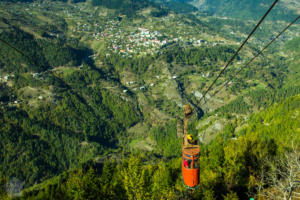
[0,0,300,199]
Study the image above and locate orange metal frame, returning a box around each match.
[182,146,200,188]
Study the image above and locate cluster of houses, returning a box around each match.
[69,14,212,56]
[15,1,232,59]
[102,24,229,56]
[107,27,168,55]
[69,11,230,56]
[72,19,118,40]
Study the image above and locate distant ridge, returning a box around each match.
[153,0,198,13]
[190,0,299,21]
[91,0,156,11]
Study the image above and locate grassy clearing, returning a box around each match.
[54,66,78,77]
[129,139,154,151]
[36,14,53,23]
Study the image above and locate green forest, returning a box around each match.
[196,0,299,21]
[0,28,85,73]
[0,73,142,187]
[1,94,298,200]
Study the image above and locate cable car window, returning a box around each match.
[184,154,192,158]
[193,159,200,168]
[183,159,192,169]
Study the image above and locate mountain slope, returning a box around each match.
[0,0,299,194]
[191,0,300,21]
[14,93,300,199]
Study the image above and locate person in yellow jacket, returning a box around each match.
[187,134,196,144]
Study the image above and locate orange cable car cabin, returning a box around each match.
[182,136,200,188]
[181,105,200,188]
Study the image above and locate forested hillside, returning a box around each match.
[0,67,142,187]
[0,28,83,73]
[91,0,164,16]
[191,0,300,21]
[152,0,198,13]
[0,0,299,199]
[3,94,298,200]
